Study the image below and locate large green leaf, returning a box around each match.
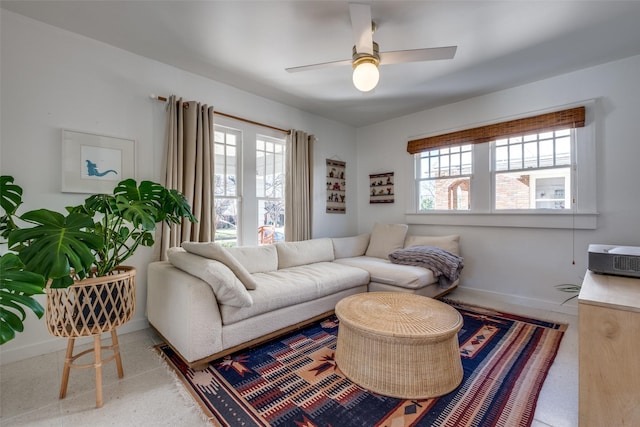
[113,179,165,230]
[0,176,22,215]
[0,253,45,345]
[109,179,194,228]
[0,175,24,239]
[115,179,164,205]
[163,189,197,224]
[115,195,159,231]
[8,209,103,287]
[68,193,117,216]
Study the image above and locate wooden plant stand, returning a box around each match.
[45,267,136,408]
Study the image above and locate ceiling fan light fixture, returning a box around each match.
[352,58,379,92]
[352,41,380,92]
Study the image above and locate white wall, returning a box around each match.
[356,54,640,311]
[0,11,358,363]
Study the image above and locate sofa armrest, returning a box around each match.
[147,261,223,363]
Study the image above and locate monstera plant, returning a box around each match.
[0,175,195,343]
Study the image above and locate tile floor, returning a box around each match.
[0,290,578,426]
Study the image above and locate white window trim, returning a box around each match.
[213,123,244,244]
[215,116,287,245]
[256,135,286,227]
[405,99,598,229]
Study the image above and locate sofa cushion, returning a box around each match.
[332,233,370,259]
[182,242,258,290]
[225,245,278,273]
[404,234,460,256]
[275,238,335,269]
[219,262,369,325]
[334,256,436,289]
[166,247,253,307]
[365,223,408,259]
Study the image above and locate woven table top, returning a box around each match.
[335,292,462,339]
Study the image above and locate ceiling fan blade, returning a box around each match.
[285,58,353,73]
[349,3,373,55]
[380,46,457,65]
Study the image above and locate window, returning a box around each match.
[406,104,597,229]
[256,136,286,245]
[416,144,472,211]
[494,129,573,210]
[213,117,288,246]
[214,126,241,246]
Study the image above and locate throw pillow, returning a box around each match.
[404,234,460,256]
[275,238,335,269]
[332,233,370,259]
[365,223,409,259]
[182,242,258,290]
[225,245,279,274]
[167,247,253,307]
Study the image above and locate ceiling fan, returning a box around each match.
[285,3,457,92]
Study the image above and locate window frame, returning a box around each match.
[491,129,576,212]
[405,101,598,229]
[256,134,286,244]
[414,144,473,212]
[214,116,288,246]
[213,124,243,246]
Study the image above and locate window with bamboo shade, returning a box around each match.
[406,104,597,228]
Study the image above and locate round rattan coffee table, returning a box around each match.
[335,292,463,399]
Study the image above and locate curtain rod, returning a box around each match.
[152,95,291,135]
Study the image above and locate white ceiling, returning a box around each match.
[3,1,640,127]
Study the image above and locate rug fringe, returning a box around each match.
[151,344,219,427]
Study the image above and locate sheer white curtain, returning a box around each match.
[285,130,315,241]
[159,95,215,259]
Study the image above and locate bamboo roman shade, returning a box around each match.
[407,106,585,154]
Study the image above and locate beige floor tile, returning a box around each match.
[0,352,62,419]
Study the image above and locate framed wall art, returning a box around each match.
[369,172,394,204]
[326,159,346,214]
[61,129,136,194]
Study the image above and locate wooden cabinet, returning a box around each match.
[578,271,640,426]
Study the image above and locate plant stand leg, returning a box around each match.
[94,334,103,408]
[59,338,75,399]
[111,329,124,378]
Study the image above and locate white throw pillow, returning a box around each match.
[275,238,335,269]
[167,247,253,308]
[365,223,409,259]
[332,234,370,259]
[225,245,278,274]
[404,234,460,256]
[182,242,257,290]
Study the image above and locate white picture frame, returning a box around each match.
[61,129,136,194]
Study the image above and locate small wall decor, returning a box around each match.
[369,172,394,204]
[326,159,346,214]
[61,129,135,194]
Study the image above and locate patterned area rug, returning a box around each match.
[156,300,567,426]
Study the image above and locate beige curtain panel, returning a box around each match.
[159,95,215,260]
[285,130,315,242]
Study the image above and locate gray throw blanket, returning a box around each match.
[388,246,464,288]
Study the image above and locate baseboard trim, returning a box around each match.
[0,318,149,365]
[450,286,578,316]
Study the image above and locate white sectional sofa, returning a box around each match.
[147,224,461,369]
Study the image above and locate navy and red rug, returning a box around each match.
[156,300,567,426]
